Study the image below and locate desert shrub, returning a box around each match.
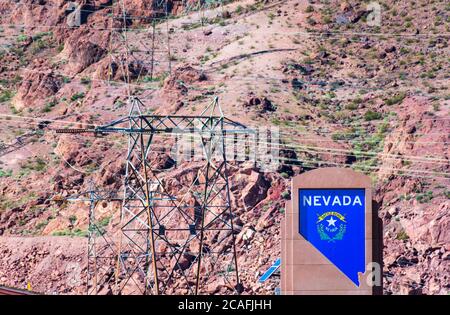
[70,92,85,102]
[42,99,57,113]
[69,215,77,225]
[385,92,406,105]
[80,77,91,85]
[0,168,12,178]
[281,190,291,200]
[364,110,382,121]
[0,90,14,103]
[415,191,433,203]
[305,5,314,13]
[396,230,409,241]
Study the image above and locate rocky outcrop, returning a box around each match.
[162,64,207,93]
[65,40,107,75]
[374,96,450,295]
[239,170,270,209]
[60,27,109,75]
[12,69,63,111]
[159,64,208,111]
[244,96,276,112]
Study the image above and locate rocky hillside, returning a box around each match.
[0,0,449,294]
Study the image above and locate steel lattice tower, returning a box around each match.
[57,0,251,295]
[57,97,251,294]
[102,97,248,294]
[63,182,121,295]
[108,0,172,88]
[85,189,120,295]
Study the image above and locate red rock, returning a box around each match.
[241,171,270,209]
[12,70,63,111]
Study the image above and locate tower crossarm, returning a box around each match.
[93,115,253,135]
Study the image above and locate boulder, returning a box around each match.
[241,171,270,209]
[12,70,63,111]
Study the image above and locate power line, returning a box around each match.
[1,16,449,38]
[137,131,450,164]
[205,76,449,98]
[0,0,222,21]
[43,127,450,169]
[2,121,447,180]
[24,132,448,180]
[1,112,448,144]
[1,63,447,101]
[2,112,448,140]
[104,129,448,164]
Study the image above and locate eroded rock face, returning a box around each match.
[12,69,63,111]
[54,134,83,165]
[65,40,107,75]
[240,171,270,209]
[0,237,88,294]
[60,27,109,75]
[374,96,450,295]
[162,64,207,92]
[158,64,208,111]
[0,1,62,27]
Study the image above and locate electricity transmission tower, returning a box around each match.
[63,182,121,295]
[107,0,172,87]
[57,97,250,295]
[56,0,251,295]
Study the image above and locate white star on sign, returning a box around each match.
[326,217,337,227]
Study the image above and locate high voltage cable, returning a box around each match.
[1,21,449,39]
[45,126,450,166]
[205,77,448,97]
[23,132,449,180]
[268,125,450,137]
[0,66,175,90]
[3,123,447,179]
[1,120,448,153]
[1,13,449,39]
[272,128,450,142]
[93,128,448,164]
[208,74,449,89]
[254,122,450,135]
[0,1,219,20]
[2,125,448,175]
[1,113,448,139]
[0,113,100,127]
[1,65,447,99]
[49,138,450,180]
[4,1,449,38]
[1,113,448,142]
[124,131,450,164]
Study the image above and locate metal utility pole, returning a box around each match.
[56,0,250,295]
[108,0,172,87]
[63,182,122,295]
[56,97,250,294]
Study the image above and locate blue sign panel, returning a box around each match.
[258,258,281,283]
[299,189,365,286]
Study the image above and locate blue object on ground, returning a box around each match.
[258,258,281,283]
